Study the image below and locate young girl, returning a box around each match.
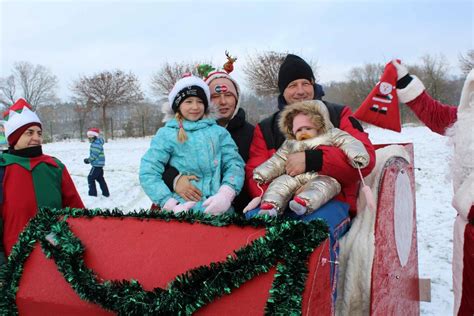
[139,75,244,215]
[249,100,370,216]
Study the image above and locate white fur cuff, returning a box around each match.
[397,75,425,104]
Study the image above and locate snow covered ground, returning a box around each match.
[44,125,455,315]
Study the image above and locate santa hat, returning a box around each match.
[168,75,210,113]
[3,98,42,143]
[354,60,401,132]
[205,71,241,117]
[87,128,100,138]
[278,54,315,93]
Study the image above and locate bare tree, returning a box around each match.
[71,70,144,141]
[323,81,355,108]
[0,61,59,109]
[459,49,474,75]
[409,54,450,102]
[132,102,162,136]
[73,101,94,141]
[243,51,286,96]
[239,92,274,125]
[0,76,16,108]
[344,63,384,108]
[150,61,210,98]
[243,51,319,97]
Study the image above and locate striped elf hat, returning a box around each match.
[3,98,42,140]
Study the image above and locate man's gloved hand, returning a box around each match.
[203,185,236,216]
[392,59,414,90]
[392,59,409,80]
[83,158,90,164]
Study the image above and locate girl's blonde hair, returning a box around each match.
[175,112,188,143]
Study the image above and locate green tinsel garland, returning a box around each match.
[0,207,329,315]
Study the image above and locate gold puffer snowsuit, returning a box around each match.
[253,100,370,214]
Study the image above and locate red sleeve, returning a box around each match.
[406,91,458,135]
[61,166,85,208]
[245,125,273,198]
[318,107,376,186]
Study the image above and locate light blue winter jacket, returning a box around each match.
[139,118,245,212]
[88,137,105,167]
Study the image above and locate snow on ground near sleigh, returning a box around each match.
[44,125,455,316]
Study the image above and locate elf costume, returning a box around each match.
[0,98,84,260]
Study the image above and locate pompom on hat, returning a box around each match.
[168,75,210,113]
[87,128,100,138]
[3,98,42,145]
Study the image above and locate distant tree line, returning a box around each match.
[1,50,472,142]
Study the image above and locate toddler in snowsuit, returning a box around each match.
[252,100,370,216]
[84,128,109,197]
[139,75,244,215]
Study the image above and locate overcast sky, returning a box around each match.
[1,0,472,101]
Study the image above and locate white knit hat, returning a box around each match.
[168,75,210,113]
[3,98,42,140]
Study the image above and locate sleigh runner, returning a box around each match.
[0,143,425,315]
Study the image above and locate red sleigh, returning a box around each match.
[0,143,425,315]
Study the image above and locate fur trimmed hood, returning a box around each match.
[278,100,334,139]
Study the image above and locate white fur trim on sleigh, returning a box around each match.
[335,145,411,315]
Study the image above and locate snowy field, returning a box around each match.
[44,125,455,315]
